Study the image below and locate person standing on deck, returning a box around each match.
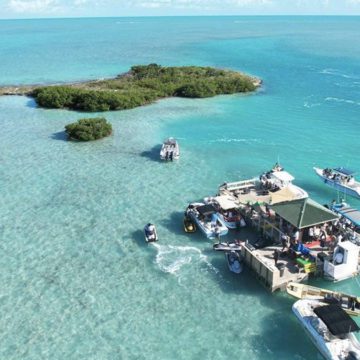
[291,228,300,243]
[281,234,288,251]
[273,249,279,266]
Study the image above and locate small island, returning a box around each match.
[0,64,261,112]
[65,117,112,141]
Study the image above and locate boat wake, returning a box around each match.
[303,101,321,108]
[210,138,261,144]
[319,68,359,80]
[152,243,219,276]
[325,97,360,106]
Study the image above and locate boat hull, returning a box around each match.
[144,226,158,243]
[160,138,180,161]
[287,282,360,317]
[186,202,229,239]
[160,152,180,161]
[292,305,333,360]
[188,213,228,239]
[314,167,360,199]
[183,216,196,233]
[292,299,360,360]
[145,233,158,242]
[226,251,243,274]
[213,242,243,252]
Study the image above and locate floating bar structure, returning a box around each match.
[190,166,360,291]
[237,197,360,291]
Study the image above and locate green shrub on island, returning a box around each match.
[65,117,112,141]
[33,64,258,112]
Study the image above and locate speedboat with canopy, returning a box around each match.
[186,203,228,239]
[160,137,180,161]
[314,167,360,199]
[204,194,246,229]
[293,299,360,360]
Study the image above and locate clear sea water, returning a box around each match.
[0,16,360,359]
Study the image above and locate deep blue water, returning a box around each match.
[0,16,360,359]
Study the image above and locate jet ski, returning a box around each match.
[226,251,243,274]
[144,223,158,243]
[213,241,243,252]
[183,215,196,233]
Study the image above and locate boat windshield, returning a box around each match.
[310,317,329,339]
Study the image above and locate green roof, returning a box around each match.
[270,198,339,229]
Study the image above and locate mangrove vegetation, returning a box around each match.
[65,117,112,141]
[31,64,260,112]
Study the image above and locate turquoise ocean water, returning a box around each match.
[0,16,360,359]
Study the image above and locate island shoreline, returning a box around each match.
[0,64,262,112]
[0,69,261,97]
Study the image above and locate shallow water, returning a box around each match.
[0,17,360,359]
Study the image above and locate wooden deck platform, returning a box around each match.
[241,242,314,292]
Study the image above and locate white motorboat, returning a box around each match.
[219,164,308,205]
[204,195,246,229]
[314,167,360,199]
[292,299,360,360]
[160,137,180,161]
[186,203,228,239]
[144,223,158,243]
[226,251,243,274]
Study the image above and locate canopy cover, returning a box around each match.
[271,171,294,182]
[197,204,217,216]
[332,203,360,227]
[214,195,239,210]
[314,304,360,336]
[164,137,177,145]
[334,167,355,176]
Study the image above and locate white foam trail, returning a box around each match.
[319,68,359,80]
[325,97,360,106]
[209,138,260,144]
[303,101,321,108]
[152,243,218,276]
[116,21,139,24]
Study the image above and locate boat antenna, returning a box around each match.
[355,276,360,291]
[336,189,346,204]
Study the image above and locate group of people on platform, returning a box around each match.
[244,201,359,267]
[259,172,280,192]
